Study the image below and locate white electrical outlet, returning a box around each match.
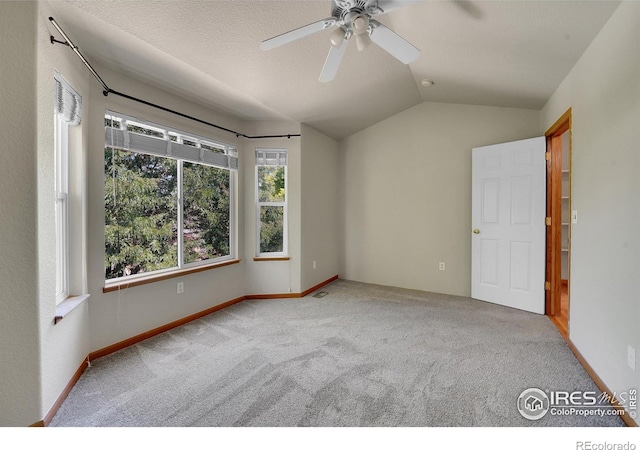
[313,260,317,269]
[628,345,636,370]
[439,262,445,271]
[177,282,184,295]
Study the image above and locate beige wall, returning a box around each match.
[0,1,94,425]
[339,102,540,297]
[300,124,340,290]
[540,0,640,406]
[243,121,302,295]
[36,1,93,420]
[86,63,249,352]
[0,2,314,424]
[242,122,340,295]
[5,0,636,427]
[0,1,41,426]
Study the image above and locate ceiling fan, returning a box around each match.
[260,0,420,82]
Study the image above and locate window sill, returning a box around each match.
[103,258,241,293]
[253,256,290,262]
[55,294,90,325]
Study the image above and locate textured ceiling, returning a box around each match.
[47,0,621,140]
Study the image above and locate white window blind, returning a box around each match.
[256,149,287,166]
[54,72,82,126]
[104,111,238,171]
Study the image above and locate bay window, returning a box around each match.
[104,111,237,283]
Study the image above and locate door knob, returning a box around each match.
[473,228,480,234]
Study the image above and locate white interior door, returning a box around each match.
[471,137,546,314]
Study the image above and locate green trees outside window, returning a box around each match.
[182,162,230,264]
[105,148,231,280]
[257,165,286,254]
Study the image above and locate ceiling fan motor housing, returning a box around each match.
[332,0,369,19]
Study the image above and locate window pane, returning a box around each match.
[55,115,69,302]
[104,148,177,279]
[201,143,225,154]
[257,166,285,202]
[127,123,164,138]
[260,205,284,253]
[55,195,67,300]
[183,162,230,264]
[104,117,121,128]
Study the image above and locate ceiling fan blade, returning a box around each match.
[451,0,484,20]
[319,38,349,83]
[369,21,420,64]
[261,18,336,51]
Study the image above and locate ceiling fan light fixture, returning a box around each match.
[355,33,372,51]
[330,27,346,47]
[352,15,369,35]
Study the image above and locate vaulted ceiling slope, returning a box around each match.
[48,0,621,140]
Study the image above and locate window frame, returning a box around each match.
[178,160,235,269]
[255,149,288,257]
[53,71,91,321]
[103,112,237,286]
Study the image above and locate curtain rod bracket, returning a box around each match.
[50,36,70,47]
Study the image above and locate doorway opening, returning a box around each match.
[545,108,572,339]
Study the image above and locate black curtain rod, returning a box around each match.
[48,17,300,140]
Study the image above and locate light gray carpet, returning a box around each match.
[50,279,624,427]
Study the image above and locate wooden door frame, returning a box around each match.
[544,108,571,338]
